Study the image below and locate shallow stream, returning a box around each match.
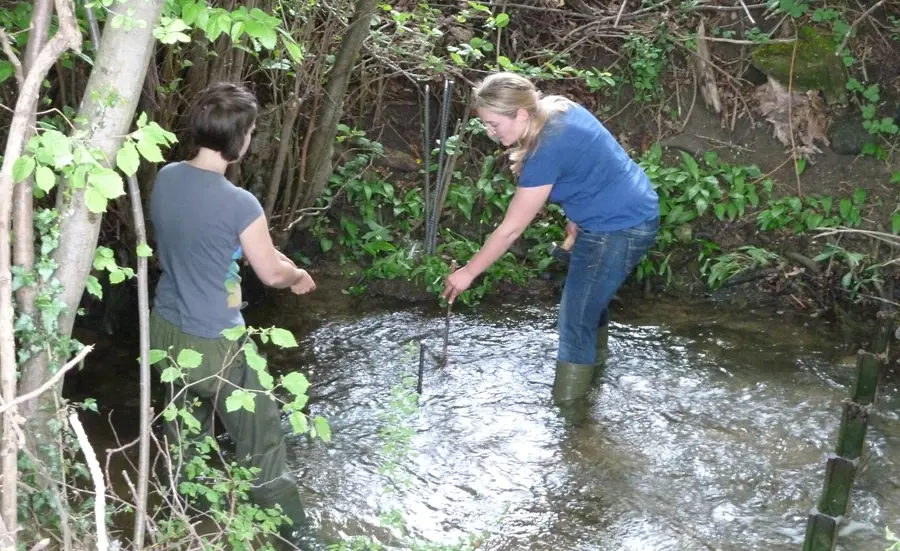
[236,283,900,551]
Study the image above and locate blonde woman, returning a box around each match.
[442,72,659,417]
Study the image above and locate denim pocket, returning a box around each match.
[620,217,660,239]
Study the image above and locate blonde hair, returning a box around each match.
[472,72,571,175]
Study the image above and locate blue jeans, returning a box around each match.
[557,217,659,364]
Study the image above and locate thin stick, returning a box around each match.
[835,0,886,55]
[441,260,458,368]
[613,0,627,27]
[126,172,152,550]
[738,0,757,24]
[787,27,802,197]
[0,29,23,89]
[68,412,108,551]
[0,345,92,415]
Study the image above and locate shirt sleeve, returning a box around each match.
[519,139,562,188]
[232,187,265,235]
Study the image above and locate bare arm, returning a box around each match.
[239,215,304,288]
[463,184,553,278]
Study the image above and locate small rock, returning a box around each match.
[829,115,871,155]
[376,146,420,172]
[674,223,693,244]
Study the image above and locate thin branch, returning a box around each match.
[126,171,153,550]
[614,0,628,27]
[738,0,757,24]
[835,0,887,55]
[0,28,23,90]
[68,412,108,551]
[788,27,802,197]
[0,345,93,415]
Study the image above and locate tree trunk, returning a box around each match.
[12,0,54,357]
[19,0,165,419]
[298,0,377,212]
[0,1,82,543]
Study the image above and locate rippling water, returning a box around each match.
[245,286,900,551]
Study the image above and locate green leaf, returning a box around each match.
[136,139,165,163]
[176,348,203,369]
[136,243,153,257]
[244,345,267,371]
[179,409,202,432]
[116,141,141,176]
[289,411,308,434]
[149,349,168,365]
[258,28,278,49]
[494,13,510,27]
[88,168,125,200]
[284,39,304,63]
[892,213,900,235]
[35,165,56,192]
[269,327,298,348]
[313,416,331,442]
[225,389,256,413]
[0,61,13,84]
[221,325,247,341]
[109,269,125,284]
[160,366,182,383]
[12,155,35,183]
[85,275,103,299]
[839,198,851,219]
[163,404,178,421]
[841,271,853,288]
[258,369,274,390]
[84,185,107,213]
[281,372,310,397]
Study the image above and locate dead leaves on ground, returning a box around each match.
[753,77,831,159]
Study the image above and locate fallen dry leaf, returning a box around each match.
[752,77,831,159]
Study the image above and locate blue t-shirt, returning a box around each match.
[519,103,659,232]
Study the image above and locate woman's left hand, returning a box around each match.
[442,267,474,304]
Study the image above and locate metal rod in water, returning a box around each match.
[428,79,454,254]
[417,342,426,395]
[422,84,431,250]
[441,260,458,368]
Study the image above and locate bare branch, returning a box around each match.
[0,28,23,90]
[0,345,93,415]
[835,0,887,55]
[67,412,108,551]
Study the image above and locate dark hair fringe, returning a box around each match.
[186,82,259,161]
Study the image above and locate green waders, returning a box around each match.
[150,311,318,547]
[593,321,609,384]
[552,321,610,422]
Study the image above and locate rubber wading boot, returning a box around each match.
[592,322,609,385]
[552,360,595,423]
[272,494,329,551]
[278,520,329,551]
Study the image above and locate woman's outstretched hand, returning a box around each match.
[442,266,474,304]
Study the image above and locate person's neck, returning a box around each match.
[187,148,229,174]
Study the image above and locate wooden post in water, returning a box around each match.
[801,310,895,551]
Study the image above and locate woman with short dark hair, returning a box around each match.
[149,81,324,548]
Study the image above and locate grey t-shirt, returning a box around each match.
[150,162,263,338]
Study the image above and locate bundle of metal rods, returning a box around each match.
[422,80,455,255]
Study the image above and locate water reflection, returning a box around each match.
[247,292,900,551]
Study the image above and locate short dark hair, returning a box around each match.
[186,82,258,161]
